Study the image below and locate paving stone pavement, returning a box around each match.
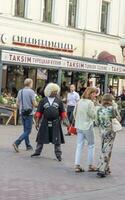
[0,125,125,200]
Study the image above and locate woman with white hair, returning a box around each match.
[31,83,67,161]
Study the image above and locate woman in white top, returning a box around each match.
[74,87,97,172]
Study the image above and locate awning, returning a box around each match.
[1,50,125,75]
[97,51,117,63]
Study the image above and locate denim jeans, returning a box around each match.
[75,126,95,166]
[67,106,75,124]
[15,115,33,148]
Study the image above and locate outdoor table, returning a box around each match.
[0,104,17,125]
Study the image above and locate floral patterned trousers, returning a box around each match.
[97,130,116,174]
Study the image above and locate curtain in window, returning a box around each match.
[101,2,109,33]
[43,0,53,23]
[68,0,77,27]
[15,0,25,17]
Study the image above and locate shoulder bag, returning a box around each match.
[112,118,122,132]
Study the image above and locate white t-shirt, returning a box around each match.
[67,91,80,106]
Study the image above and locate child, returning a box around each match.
[96,93,121,177]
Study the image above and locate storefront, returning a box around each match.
[0,47,125,97]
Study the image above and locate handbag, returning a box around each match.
[66,104,78,135]
[112,118,122,132]
[67,125,77,135]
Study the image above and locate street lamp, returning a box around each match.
[120,38,125,63]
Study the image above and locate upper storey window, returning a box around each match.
[43,0,53,23]
[15,0,25,17]
[68,0,77,27]
[100,1,110,34]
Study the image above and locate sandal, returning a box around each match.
[106,167,111,175]
[88,165,97,172]
[75,165,85,173]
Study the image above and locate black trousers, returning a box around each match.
[67,105,75,124]
[121,109,125,127]
[35,143,62,157]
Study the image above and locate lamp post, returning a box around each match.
[120,38,125,64]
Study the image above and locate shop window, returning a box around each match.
[2,66,7,90]
[27,68,37,89]
[68,0,77,27]
[15,0,26,17]
[36,69,47,90]
[7,66,37,91]
[108,75,118,96]
[7,66,24,91]
[43,0,53,23]
[47,69,58,83]
[100,1,110,34]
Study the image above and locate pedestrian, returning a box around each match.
[120,89,125,101]
[31,83,67,161]
[11,87,18,98]
[66,84,80,136]
[118,89,125,126]
[95,84,101,96]
[79,83,86,97]
[96,93,121,178]
[74,87,97,172]
[108,85,115,96]
[13,78,37,152]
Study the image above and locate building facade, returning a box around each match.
[0,0,125,95]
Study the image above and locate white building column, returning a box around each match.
[53,0,67,26]
[76,0,87,29]
[0,0,13,15]
[0,52,2,95]
[108,0,119,35]
[26,0,41,21]
[117,0,125,36]
[85,0,101,32]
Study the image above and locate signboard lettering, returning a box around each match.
[1,50,125,74]
[12,35,74,53]
[0,34,74,53]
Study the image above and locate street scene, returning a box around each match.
[0,125,125,200]
[1,0,125,199]
[0,126,125,200]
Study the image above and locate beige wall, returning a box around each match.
[0,0,124,63]
[84,31,122,62]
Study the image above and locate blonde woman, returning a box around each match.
[74,87,97,172]
[96,93,121,178]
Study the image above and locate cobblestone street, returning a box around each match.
[0,125,125,200]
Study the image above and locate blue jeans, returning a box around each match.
[15,115,33,148]
[75,126,95,166]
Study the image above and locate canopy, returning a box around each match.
[98,51,116,63]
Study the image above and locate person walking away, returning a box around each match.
[119,89,125,126]
[66,84,80,136]
[13,78,37,152]
[74,87,97,172]
[96,93,121,178]
[31,83,67,161]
